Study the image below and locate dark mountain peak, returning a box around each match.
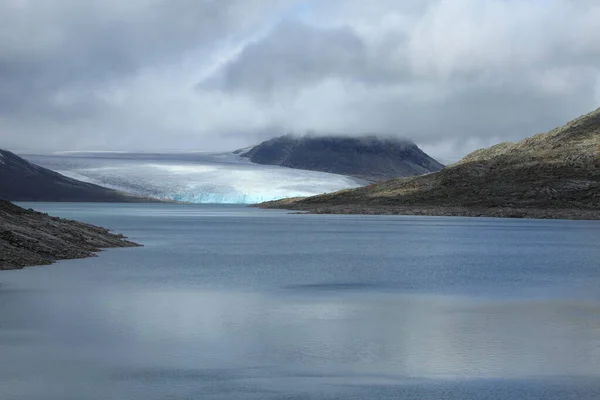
[1,148,47,175]
[0,148,145,202]
[238,134,444,182]
[299,134,417,152]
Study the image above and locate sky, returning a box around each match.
[1,0,599,161]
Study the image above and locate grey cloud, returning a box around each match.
[196,0,600,157]
[201,19,410,96]
[0,0,599,160]
[0,0,295,117]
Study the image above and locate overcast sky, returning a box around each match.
[1,0,599,161]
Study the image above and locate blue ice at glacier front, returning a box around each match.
[26,152,367,204]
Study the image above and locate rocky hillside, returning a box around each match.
[0,200,140,270]
[0,148,148,202]
[258,108,600,220]
[237,135,444,182]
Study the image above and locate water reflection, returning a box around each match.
[49,289,596,381]
[2,204,600,399]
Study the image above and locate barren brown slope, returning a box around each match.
[258,108,600,219]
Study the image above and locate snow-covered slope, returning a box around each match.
[25,152,366,204]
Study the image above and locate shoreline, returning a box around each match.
[1,200,141,270]
[256,203,600,220]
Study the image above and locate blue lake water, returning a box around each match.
[1,203,600,399]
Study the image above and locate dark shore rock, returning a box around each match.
[270,204,600,220]
[0,200,141,270]
[257,108,600,221]
[238,135,444,182]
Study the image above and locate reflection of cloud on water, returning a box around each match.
[96,290,600,379]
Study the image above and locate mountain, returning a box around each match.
[0,200,140,270]
[258,108,600,220]
[0,148,149,202]
[237,135,444,182]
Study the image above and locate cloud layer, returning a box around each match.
[1,0,599,160]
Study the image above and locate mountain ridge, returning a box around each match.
[237,134,444,182]
[0,148,155,202]
[257,108,600,220]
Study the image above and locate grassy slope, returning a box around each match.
[259,108,600,217]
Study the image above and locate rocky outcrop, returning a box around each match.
[258,108,600,220]
[0,148,151,202]
[0,200,140,270]
[238,135,444,182]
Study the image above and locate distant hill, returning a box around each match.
[237,135,444,182]
[259,108,600,220]
[0,148,148,202]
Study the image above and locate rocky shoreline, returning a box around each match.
[0,200,141,270]
[257,202,600,220]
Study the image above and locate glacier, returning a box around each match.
[25,152,367,204]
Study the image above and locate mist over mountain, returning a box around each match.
[259,108,600,220]
[238,135,444,182]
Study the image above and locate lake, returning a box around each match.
[1,203,600,399]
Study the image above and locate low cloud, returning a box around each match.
[1,0,599,160]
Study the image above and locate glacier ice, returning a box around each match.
[25,152,367,204]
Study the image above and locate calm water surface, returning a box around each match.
[1,203,600,399]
